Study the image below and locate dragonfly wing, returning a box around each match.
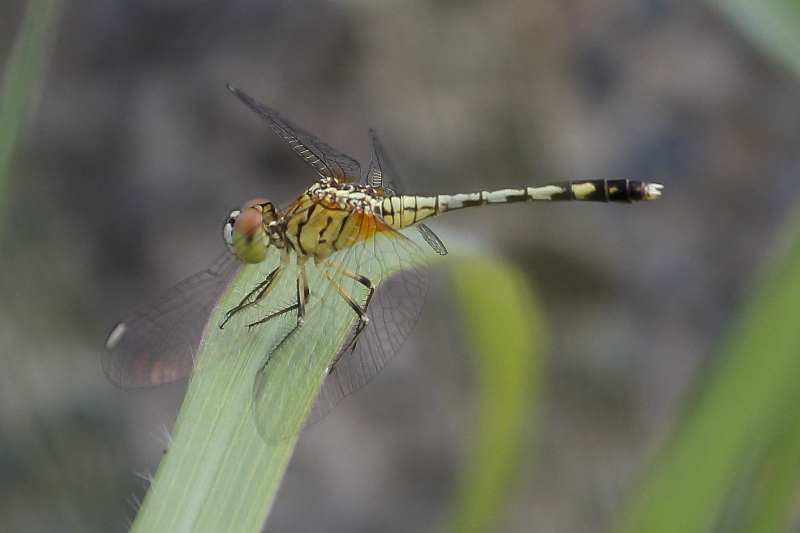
[367,130,385,190]
[415,223,448,255]
[306,230,429,425]
[103,252,242,388]
[310,136,362,185]
[368,130,448,255]
[227,85,361,183]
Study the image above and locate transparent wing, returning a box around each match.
[228,85,361,184]
[305,228,429,425]
[103,252,242,388]
[415,223,448,256]
[368,130,448,255]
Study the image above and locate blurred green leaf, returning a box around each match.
[614,3,800,530]
[614,205,800,532]
[712,0,800,80]
[442,253,546,533]
[0,0,59,220]
[732,401,800,532]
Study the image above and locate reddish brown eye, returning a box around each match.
[233,207,263,240]
[226,206,269,264]
[242,198,270,210]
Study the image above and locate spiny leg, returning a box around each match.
[296,264,310,326]
[252,263,310,399]
[250,300,302,400]
[246,302,300,329]
[220,266,281,328]
[247,262,309,329]
[319,259,376,372]
[220,251,291,328]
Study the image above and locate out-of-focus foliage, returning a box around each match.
[713,0,800,80]
[615,205,800,531]
[443,255,546,533]
[0,0,58,223]
[1,3,136,533]
[614,1,800,530]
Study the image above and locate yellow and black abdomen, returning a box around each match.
[380,179,663,230]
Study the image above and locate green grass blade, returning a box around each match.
[441,254,546,533]
[129,257,334,532]
[130,233,425,531]
[0,0,59,217]
[731,402,800,532]
[613,205,800,533]
[712,0,800,81]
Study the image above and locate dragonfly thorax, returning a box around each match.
[258,178,389,263]
[308,178,383,212]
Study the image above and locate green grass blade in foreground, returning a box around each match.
[712,0,800,81]
[441,254,546,533]
[0,0,60,214]
[613,204,800,533]
[129,233,424,532]
[129,258,366,532]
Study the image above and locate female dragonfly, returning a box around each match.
[104,85,662,428]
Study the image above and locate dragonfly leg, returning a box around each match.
[245,302,299,329]
[319,260,376,372]
[252,308,302,400]
[296,263,310,326]
[220,252,291,328]
[220,266,280,328]
[246,261,310,329]
[251,264,311,400]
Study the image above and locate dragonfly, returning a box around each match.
[104,85,663,431]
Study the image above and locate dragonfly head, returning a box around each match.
[223,198,277,264]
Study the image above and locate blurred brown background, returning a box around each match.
[2,0,799,531]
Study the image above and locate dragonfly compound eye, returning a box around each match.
[223,206,270,264]
[222,209,241,253]
[242,197,271,210]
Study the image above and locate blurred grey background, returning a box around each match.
[2,0,799,531]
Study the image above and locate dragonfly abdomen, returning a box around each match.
[380,179,662,230]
